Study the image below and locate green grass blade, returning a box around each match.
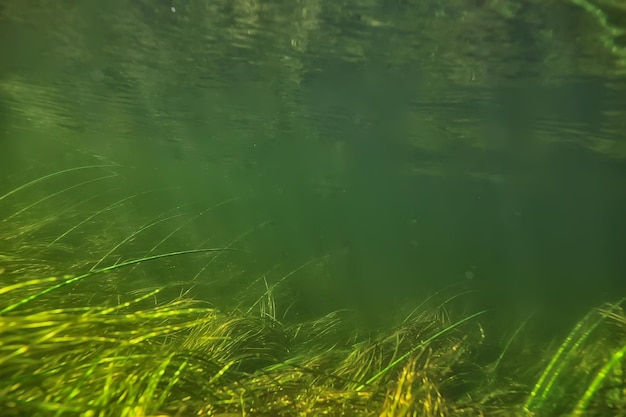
[4,173,118,221]
[0,165,119,203]
[572,342,626,416]
[524,298,624,412]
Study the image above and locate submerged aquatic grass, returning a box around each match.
[1,166,625,416]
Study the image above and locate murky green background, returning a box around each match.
[1,0,625,336]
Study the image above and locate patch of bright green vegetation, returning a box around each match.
[1,166,625,416]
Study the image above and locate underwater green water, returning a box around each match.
[1,0,625,337]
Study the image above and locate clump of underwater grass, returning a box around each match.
[0,166,247,415]
[0,166,516,416]
[6,165,625,416]
[0,268,492,416]
[524,298,626,417]
[0,284,217,416]
[173,291,491,417]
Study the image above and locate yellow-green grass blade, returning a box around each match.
[0,248,240,315]
[355,309,487,392]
